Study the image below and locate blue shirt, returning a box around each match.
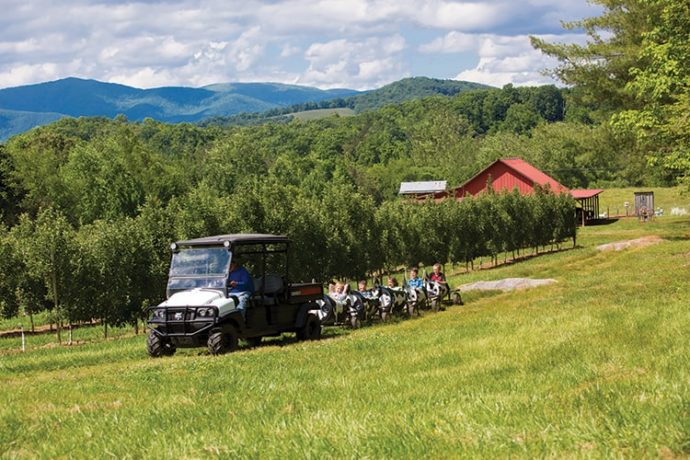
[229,266,255,294]
[408,277,424,288]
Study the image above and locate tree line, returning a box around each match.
[0,186,575,336]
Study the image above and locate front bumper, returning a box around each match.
[147,306,217,337]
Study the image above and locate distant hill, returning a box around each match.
[348,77,490,112]
[0,109,64,141]
[0,78,360,141]
[0,76,490,140]
[202,77,491,127]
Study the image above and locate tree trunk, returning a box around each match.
[29,311,35,333]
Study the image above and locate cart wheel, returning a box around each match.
[297,314,321,341]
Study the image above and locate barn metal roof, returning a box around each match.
[399,181,447,195]
[570,189,604,199]
[452,158,568,194]
[499,158,568,193]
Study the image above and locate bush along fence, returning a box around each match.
[0,186,576,337]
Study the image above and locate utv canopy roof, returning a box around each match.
[175,234,290,247]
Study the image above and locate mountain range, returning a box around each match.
[0,77,488,141]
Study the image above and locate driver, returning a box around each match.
[228,257,255,318]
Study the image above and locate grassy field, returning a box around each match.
[598,186,688,217]
[290,108,355,121]
[1,217,689,458]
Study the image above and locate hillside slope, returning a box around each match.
[202,76,491,126]
[1,217,687,457]
[0,78,360,140]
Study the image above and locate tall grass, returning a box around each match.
[1,217,689,458]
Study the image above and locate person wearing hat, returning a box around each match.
[228,257,254,317]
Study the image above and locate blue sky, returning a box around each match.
[0,0,601,90]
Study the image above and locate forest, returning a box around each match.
[0,0,687,334]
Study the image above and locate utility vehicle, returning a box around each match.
[146,234,323,356]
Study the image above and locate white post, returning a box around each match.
[20,325,25,352]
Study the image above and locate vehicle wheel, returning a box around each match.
[147,331,175,357]
[246,336,263,347]
[208,329,238,355]
[349,316,361,329]
[297,314,321,341]
[452,292,464,305]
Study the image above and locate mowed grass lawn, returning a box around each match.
[1,217,689,458]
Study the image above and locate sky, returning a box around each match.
[0,0,601,91]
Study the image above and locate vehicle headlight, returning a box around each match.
[197,308,214,318]
[153,309,166,319]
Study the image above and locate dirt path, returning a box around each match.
[458,278,557,292]
[596,235,663,252]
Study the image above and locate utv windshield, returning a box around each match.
[167,248,231,295]
[170,248,231,277]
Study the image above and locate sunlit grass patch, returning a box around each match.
[1,216,689,458]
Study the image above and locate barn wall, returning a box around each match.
[455,162,533,198]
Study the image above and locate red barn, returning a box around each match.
[452,158,569,198]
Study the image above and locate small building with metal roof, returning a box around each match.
[398,180,448,200]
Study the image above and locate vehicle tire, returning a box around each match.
[297,314,321,341]
[349,316,361,329]
[452,292,464,305]
[246,336,263,347]
[147,331,175,357]
[208,328,238,355]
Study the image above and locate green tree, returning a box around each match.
[612,0,690,186]
[15,209,77,342]
[531,0,664,116]
[501,104,541,135]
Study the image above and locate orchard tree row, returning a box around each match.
[0,185,575,335]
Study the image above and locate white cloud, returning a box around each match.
[280,44,301,58]
[415,1,507,30]
[0,0,605,90]
[419,31,477,54]
[299,35,407,89]
[451,33,589,87]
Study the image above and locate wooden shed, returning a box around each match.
[634,191,654,220]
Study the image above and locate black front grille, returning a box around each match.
[149,306,216,337]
